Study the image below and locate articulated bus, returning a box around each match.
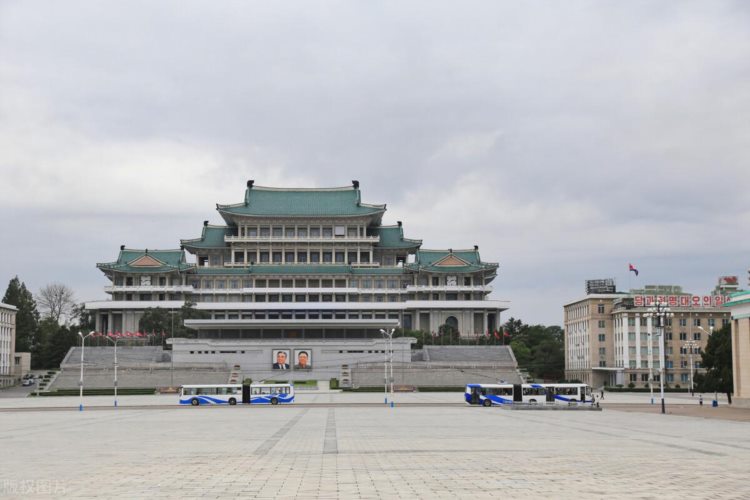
[465,383,593,406]
[179,383,295,406]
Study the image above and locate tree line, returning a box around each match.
[395,316,565,381]
[2,277,93,370]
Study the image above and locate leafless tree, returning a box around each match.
[37,283,76,323]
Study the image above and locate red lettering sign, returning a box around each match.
[679,296,690,307]
[668,296,678,307]
[692,296,701,307]
[634,296,644,307]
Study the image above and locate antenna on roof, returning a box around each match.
[204,220,208,227]
[474,245,478,251]
[120,245,125,251]
[449,248,453,253]
[397,221,402,227]
[247,180,254,188]
[352,180,359,189]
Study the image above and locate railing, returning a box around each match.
[225,235,380,243]
[406,285,492,292]
[105,285,195,293]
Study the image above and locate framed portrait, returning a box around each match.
[294,349,312,370]
[272,349,290,370]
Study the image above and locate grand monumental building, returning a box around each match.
[85,181,508,379]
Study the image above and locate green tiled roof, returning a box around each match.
[181,225,231,249]
[372,226,421,249]
[97,249,194,274]
[217,185,386,218]
[405,249,499,274]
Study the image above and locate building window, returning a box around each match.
[597,304,605,314]
[335,252,345,263]
[598,334,605,342]
[598,320,606,328]
[693,318,701,327]
[679,318,687,327]
[323,252,333,263]
[260,252,270,263]
[679,332,687,340]
[665,332,672,340]
[322,227,333,238]
[598,347,606,356]
[272,252,282,263]
[432,277,440,286]
[285,228,295,238]
[693,332,701,340]
[260,227,270,237]
[629,374,637,382]
[334,226,346,237]
[681,373,689,383]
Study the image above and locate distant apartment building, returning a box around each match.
[564,279,733,388]
[0,302,17,387]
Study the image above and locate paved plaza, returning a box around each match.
[0,392,748,498]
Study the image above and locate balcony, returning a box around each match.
[105,285,195,294]
[405,285,492,293]
[225,235,381,244]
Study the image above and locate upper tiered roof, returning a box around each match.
[97,248,195,274]
[217,181,386,221]
[372,225,422,249]
[406,248,499,275]
[181,225,231,251]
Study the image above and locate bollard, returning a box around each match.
[390,401,394,408]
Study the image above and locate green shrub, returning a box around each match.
[329,378,339,389]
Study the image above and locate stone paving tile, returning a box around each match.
[1,403,749,498]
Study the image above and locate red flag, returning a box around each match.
[503,330,511,337]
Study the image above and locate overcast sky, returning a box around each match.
[1,1,749,325]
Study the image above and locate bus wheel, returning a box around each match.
[482,399,492,407]
[229,398,237,405]
[270,397,279,405]
[191,398,200,406]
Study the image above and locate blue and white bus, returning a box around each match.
[179,383,295,406]
[465,383,593,406]
[247,383,295,405]
[180,384,242,406]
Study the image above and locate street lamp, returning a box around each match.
[77,331,96,411]
[644,300,673,415]
[379,328,395,407]
[683,340,698,396]
[697,325,716,405]
[102,334,123,408]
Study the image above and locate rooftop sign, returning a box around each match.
[632,295,729,308]
[586,279,616,294]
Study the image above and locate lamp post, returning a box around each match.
[697,325,716,404]
[683,340,698,396]
[645,300,673,414]
[379,328,395,406]
[102,334,123,408]
[77,331,95,411]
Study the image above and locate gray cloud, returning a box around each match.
[1,1,749,324]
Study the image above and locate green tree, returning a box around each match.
[72,303,96,332]
[696,324,733,404]
[35,318,78,369]
[2,276,40,352]
[510,339,531,367]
